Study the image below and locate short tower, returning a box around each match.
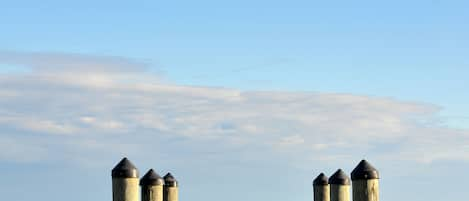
[112,157,139,201]
[140,169,164,201]
[329,169,350,201]
[351,160,379,201]
[313,173,330,201]
[163,173,178,201]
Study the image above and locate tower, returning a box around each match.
[140,169,164,201]
[313,173,330,201]
[112,158,140,201]
[163,173,178,201]
[329,169,350,201]
[351,160,379,201]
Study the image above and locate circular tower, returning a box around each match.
[329,169,350,201]
[140,169,164,201]
[112,157,139,201]
[351,160,379,201]
[163,173,178,201]
[313,173,330,201]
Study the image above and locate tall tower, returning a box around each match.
[112,157,140,201]
[329,169,350,201]
[140,169,164,201]
[351,160,379,201]
[313,173,330,201]
[163,173,178,201]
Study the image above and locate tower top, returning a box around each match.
[313,173,329,186]
[329,169,350,185]
[112,157,139,178]
[140,169,164,186]
[164,172,178,187]
[351,159,379,180]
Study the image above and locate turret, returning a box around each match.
[163,173,178,201]
[112,157,139,201]
[140,169,164,201]
[313,173,330,201]
[329,169,350,201]
[351,160,379,201]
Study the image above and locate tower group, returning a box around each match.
[111,158,179,201]
[313,160,379,201]
[110,158,379,201]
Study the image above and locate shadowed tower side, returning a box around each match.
[112,158,140,201]
[351,160,379,201]
[163,173,178,201]
[329,169,350,201]
[313,173,330,201]
[140,169,164,201]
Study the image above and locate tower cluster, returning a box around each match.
[313,160,379,201]
[110,158,378,201]
[112,158,179,201]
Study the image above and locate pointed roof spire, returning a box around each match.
[351,159,379,180]
[313,173,329,186]
[329,169,350,185]
[111,157,139,178]
[140,169,164,186]
[164,172,178,187]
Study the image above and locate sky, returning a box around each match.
[0,1,469,201]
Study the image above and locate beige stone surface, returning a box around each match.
[330,184,350,201]
[142,185,163,201]
[352,179,379,201]
[163,187,178,201]
[314,185,330,201]
[113,178,139,201]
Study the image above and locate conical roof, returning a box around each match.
[329,169,350,185]
[140,169,164,186]
[164,172,178,187]
[313,173,329,185]
[351,159,379,180]
[111,157,139,178]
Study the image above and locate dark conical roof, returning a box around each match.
[140,169,164,186]
[313,173,329,185]
[111,157,139,178]
[329,169,350,185]
[351,160,379,180]
[163,172,178,187]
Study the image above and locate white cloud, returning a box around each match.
[0,50,148,73]
[0,116,77,135]
[273,135,305,147]
[0,51,468,167]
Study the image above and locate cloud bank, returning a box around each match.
[1,51,468,168]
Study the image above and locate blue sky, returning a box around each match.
[1,1,469,201]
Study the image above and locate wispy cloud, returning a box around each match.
[0,51,468,168]
[0,50,148,73]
